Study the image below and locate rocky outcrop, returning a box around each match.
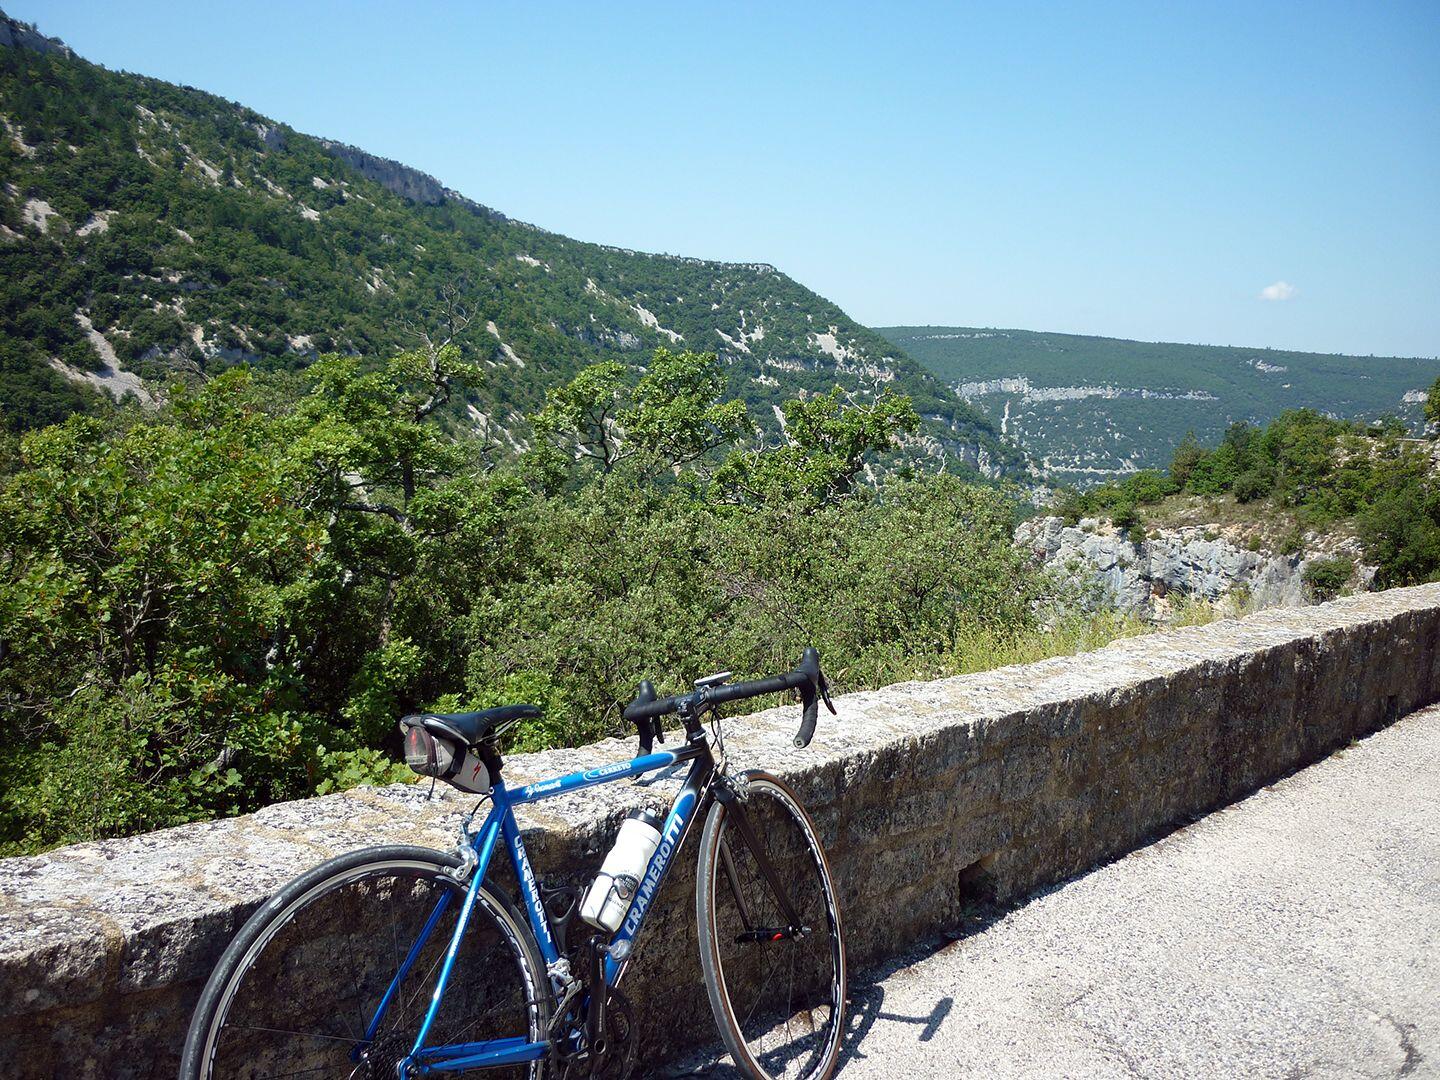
[0,10,72,56]
[2,584,1438,1075]
[315,139,511,221]
[317,139,450,204]
[1017,516,1374,618]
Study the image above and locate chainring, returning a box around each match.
[555,986,638,1080]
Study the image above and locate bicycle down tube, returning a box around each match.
[401,739,715,1074]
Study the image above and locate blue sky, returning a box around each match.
[19,1,1440,357]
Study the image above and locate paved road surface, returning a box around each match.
[663,703,1440,1078]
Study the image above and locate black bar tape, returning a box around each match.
[623,695,679,723]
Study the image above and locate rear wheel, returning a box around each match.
[696,771,846,1080]
[180,844,550,1079]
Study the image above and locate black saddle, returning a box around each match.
[401,704,541,746]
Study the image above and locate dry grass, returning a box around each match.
[836,597,1234,693]
[1138,492,1358,551]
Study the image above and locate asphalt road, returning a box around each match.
[662,702,1440,1078]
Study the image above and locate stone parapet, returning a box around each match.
[4,583,1438,1076]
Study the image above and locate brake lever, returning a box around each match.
[819,674,836,715]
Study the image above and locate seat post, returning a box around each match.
[479,740,503,781]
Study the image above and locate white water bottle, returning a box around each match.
[579,809,663,932]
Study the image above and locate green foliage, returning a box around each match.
[1425,376,1440,436]
[1301,557,1353,601]
[1109,503,1140,532]
[0,372,339,846]
[533,349,751,476]
[1232,468,1273,504]
[1121,470,1174,505]
[1168,433,1206,489]
[1356,484,1440,590]
[714,388,920,505]
[1053,468,1174,526]
[0,350,1043,854]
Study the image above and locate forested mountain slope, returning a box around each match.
[0,14,1022,476]
[880,325,1438,485]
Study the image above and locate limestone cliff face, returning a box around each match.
[1016,516,1375,618]
[316,140,451,205]
[314,139,514,221]
[0,10,72,56]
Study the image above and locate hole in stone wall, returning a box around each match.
[1385,694,1398,725]
[957,853,998,909]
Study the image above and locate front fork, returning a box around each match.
[712,772,807,940]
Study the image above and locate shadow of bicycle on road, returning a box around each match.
[644,960,957,1077]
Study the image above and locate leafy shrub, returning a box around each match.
[1122,470,1174,505]
[1278,527,1305,556]
[1168,433,1206,488]
[1302,557,1353,601]
[1110,502,1140,531]
[1357,482,1440,589]
[1232,468,1274,503]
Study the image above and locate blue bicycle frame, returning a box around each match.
[389,736,717,1075]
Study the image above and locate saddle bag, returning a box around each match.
[400,717,491,793]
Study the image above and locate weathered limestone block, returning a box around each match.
[3,583,1439,1077]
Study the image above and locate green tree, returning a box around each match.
[715,387,920,505]
[531,361,629,472]
[1169,432,1206,489]
[626,348,752,468]
[0,371,342,847]
[533,349,750,477]
[1357,481,1440,589]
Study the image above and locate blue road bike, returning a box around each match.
[180,649,846,1080]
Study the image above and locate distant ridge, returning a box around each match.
[879,325,1440,484]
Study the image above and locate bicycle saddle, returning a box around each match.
[402,704,541,746]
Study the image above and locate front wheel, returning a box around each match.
[180,844,550,1080]
[696,771,846,1080]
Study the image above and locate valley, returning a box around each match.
[879,325,1439,485]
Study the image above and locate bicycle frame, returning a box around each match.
[394,735,717,1075]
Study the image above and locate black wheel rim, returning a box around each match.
[709,785,843,1080]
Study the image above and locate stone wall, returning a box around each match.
[4,584,1439,1077]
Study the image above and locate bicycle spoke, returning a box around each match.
[190,854,545,1080]
[225,1024,360,1044]
[700,776,844,1080]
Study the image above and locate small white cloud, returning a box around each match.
[1259,280,1298,302]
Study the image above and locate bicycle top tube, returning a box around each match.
[506,739,707,805]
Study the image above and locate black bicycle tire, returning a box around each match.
[695,771,847,1080]
[178,843,551,1079]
